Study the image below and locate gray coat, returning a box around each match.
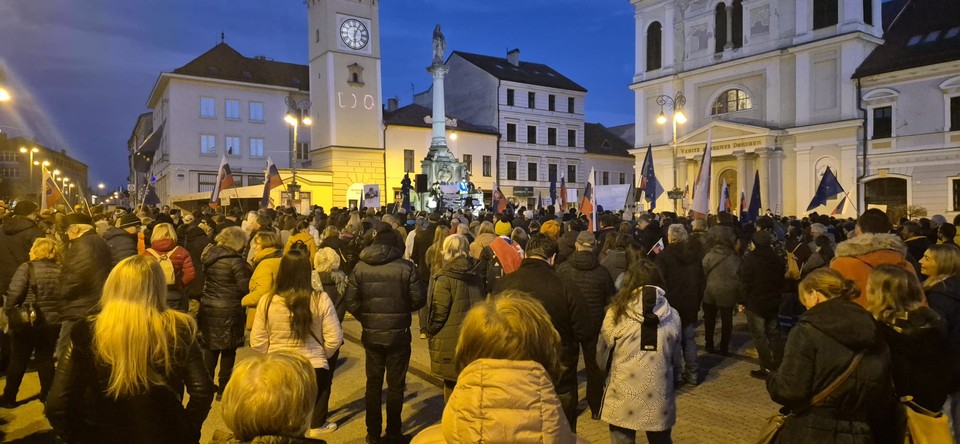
[425,257,485,381]
[702,244,741,308]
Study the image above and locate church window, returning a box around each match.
[863,0,873,25]
[732,0,743,48]
[813,0,838,30]
[347,63,365,87]
[646,22,662,71]
[711,89,753,115]
[715,3,727,53]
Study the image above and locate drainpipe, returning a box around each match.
[495,79,502,210]
[856,78,867,215]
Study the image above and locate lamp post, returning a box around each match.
[284,97,312,201]
[655,91,687,214]
[19,146,39,195]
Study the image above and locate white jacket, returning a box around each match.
[250,291,343,369]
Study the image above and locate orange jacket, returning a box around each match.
[830,233,916,307]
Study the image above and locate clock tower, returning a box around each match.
[306,0,384,207]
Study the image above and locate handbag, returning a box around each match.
[756,350,866,444]
[901,396,953,444]
[5,263,40,332]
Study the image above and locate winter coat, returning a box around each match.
[655,240,706,325]
[926,275,960,364]
[182,224,213,298]
[199,244,252,350]
[412,222,439,274]
[241,247,282,330]
[312,270,348,322]
[250,291,343,370]
[600,248,627,282]
[831,233,915,307]
[738,245,785,319]
[58,230,113,321]
[469,232,497,259]
[5,259,62,324]
[597,286,681,432]
[478,237,525,288]
[345,244,423,348]
[702,244,742,308]
[638,222,662,257]
[556,250,616,340]
[284,231,318,259]
[412,359,588,444]
[103,227,138,268]
[767,298,897,444]
[143,239,196,312]
[878,306,957,412]
[425,257,486,381]
[556,230,579,264]
[45,318,214,444]
[0,216,43,293]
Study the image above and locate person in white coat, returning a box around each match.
[251,246,343,439]
[597,258,682,444]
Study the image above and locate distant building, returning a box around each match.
[0,133,88,204]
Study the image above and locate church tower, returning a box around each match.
[307,0,384,207]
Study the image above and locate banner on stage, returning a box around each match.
[595,184,632,211]
[363,184,381,208]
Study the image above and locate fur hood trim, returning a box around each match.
[834,233,906,258]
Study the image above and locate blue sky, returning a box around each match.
[0,0,635,188]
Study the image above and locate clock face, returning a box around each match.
[340,18,369,50]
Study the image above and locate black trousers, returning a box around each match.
[3,322,61,402]
[557,344,580,432]
[202,348,237,389]
[364,342,411,438]
[702,304,734,352]
[311,367,332,428]
[581,338,603,416]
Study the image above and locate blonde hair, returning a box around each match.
[866,265,925,326]
[321,225,340,241]
[314,247,341,273]
[456,291,561,382]
[29,237,58,261]
[94,256,196,398]
[150,222,177,244]
[221,351,317,441]
[922,244,960,289]
[798,268,859,301]
[429,225,451,274]
[216,226,248,252]
[442,234,470,262]
[667,224,688,244]
[479,221,494,235]
[253,231,282,250]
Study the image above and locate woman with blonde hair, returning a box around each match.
[241,232,283,330]
[918,243,960,434]
[420,225,450,337]
[424,234,486,401]
[143,222,196,312]
[45,256,214,443]
[1,238,62,406]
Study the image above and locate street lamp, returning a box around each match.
[0,69,10,102]
[284,97,312,200]
[655,91,687,213]
[20,146,39,194]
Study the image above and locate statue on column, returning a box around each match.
[432,25,446,64]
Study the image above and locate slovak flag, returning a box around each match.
[492,183,507,213]
[649,237,665,255]
[718,178,731,213]
[580,168,597,231]
[261,157,283,209]
[740,190,748,219]
[41,168,66,210]
[559,176,567,209]
[210,154,235,208]
[831,195,847,216]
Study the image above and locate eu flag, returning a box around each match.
[639,144,664,210]
[806,167,844,211]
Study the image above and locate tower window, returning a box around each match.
[347,63,365,87]
[732,0,743,48]
[715,3,728,53]
[813,0,839,30]
[646,22,662,71]
[863,0,873,25]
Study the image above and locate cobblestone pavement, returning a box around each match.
[1,312,777,443]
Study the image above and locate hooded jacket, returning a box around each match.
[878,306,957,412]
[556,230,579,264]
[831,233,915,307]
[557,250,616,340]
[199,244,252,350]
[345,244,422,347]
[702,244,742,308]
[655,240,706,325]
[241,247,282,330]
[738,245,785,319]
[600,248,627,283]
[5,259,62,323]
[926,275,960,365]
[103,227,138,268]
[767,298,896,444]
[425,257,486,381]
[59,230,113,321]
[0,216,43,293]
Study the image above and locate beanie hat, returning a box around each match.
[63,213,93,227]
[576,230,596,247]
[495,220,512,236]
[13,200,38,216]
[540,220,561,239]
[118,214,141,229]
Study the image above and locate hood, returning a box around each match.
[619,286,674,325]
[437,256,484,281]
[252,247,281,265]
[359,244,403,266]
[201,244,241,266]
[703,244,735,270]
[929,275,960,301]
[835,233,907,258]
[886,306,944,338]
[566,250,600,270]
[149,238,178,253]
[102,226,135,241]
[801,298,881,351]
[2,216,37,236]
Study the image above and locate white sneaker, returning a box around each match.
[306,422,338,438]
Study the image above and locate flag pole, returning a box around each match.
[41,166,74,214]
[233,188,244,213]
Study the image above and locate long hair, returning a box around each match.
[93,256,196,398]
[442,234,470,263]
[275,248,315,343]
[428,225,450,274]
[798,268,859,301]
[922,244,960,289]
[610,258,664,324]
[866,264,925,326]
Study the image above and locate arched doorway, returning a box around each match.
[864,177,907,213]
[717,169,738,212]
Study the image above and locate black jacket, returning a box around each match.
[556,230,579,265]
[345,244,422,347]
[426,257,486,381]
[556,250,616,340]
[59,230,113,321]
[738,245,785,319]
[767,299,897,444]
[102,227,138,268]
[315,270,349,322]
[927,275,960,356]
[638,222,662,257]
[5,259,63,324]
[0,216,43,293]
[411,223,439,283]
[879,306,958,412]
[655,240,706,325]
[182,225,213,298]
[45,318,214,444]
[199,245,251,350]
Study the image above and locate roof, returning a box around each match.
[584,123,634,158]
[171,43,309,90]
[383,104,499,135]
[854,0,960,78]
[606,124,636,147]
[451,51,587,92]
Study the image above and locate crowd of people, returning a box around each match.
[0,198,959,443]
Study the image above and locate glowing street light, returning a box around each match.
[284,97,313,200]
[655,91,688,214]
[0,88,10,102]
[20,146,40,193]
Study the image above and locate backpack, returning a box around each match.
[147,247,179,285]
[784,244,802,280]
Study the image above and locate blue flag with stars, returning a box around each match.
[806,167,844,211]
[638,144,664,210]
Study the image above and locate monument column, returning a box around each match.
[428,63,450,150]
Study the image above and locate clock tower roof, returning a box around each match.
[172,43,309,91]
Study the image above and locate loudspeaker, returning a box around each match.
[415,174,428,193]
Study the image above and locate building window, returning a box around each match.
[506,123,517,142]
[620,173,626,185]
[482,155,492,177]
[602,171,610,185]
[463,154,473,174]
[528,163,538,181]
[249,102,264,122]
[548,94,556,111]
[200,134,216,154]
[507,161,517,180]
[863,0,873,25]
[715,3,727,53]
[316,29,320,43]
[528,92,536,109]
[548,164,558,181]
[225,99,241,120]
[249,138,264,158]
[527,125,537,144]
[507,89,515,106]
[732,0,743,48]
[568,97,575,113]
[248,175,264,186]
[954,178,960,211]
[225,136,241,156]
[200,97,216,118]
[567,129,576,147]
[711,89,753,115]
[872,106,892,139]
[198,173,217,192]
[813,0,839,30]
[950,96,960,131]
[296,142,309,160]
[567,164,577,183]
[547,128,557,146]
[646,22,662,71]
[404,149,415,173]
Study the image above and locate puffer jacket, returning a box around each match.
[59,230,113,321]
[702,244,741,308]
[0,216,43,293]
[879,306,958,412]
[925,275,960,355]
[597,286,681,432]
[655,240,706,325]
[241,247,282,330]
[250,291,343,370]
[182,223,213,298]
[412,359,588,444]
[738,245,785,319]
[345,244,423,347]
[425,257,486,381]
[556,230,579,264]
[143,239,196,312]
[199,244,252,350]
[831,233,915,307]
[468,232,497,259]
[103,227,138,268]
[312,270,348,322]
[600,248,627,282]
[556,250,616,340]
[767,298,897,444]
[5,259,62,324]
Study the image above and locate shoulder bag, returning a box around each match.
[5,263,39,332]
[901,396,952,444]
